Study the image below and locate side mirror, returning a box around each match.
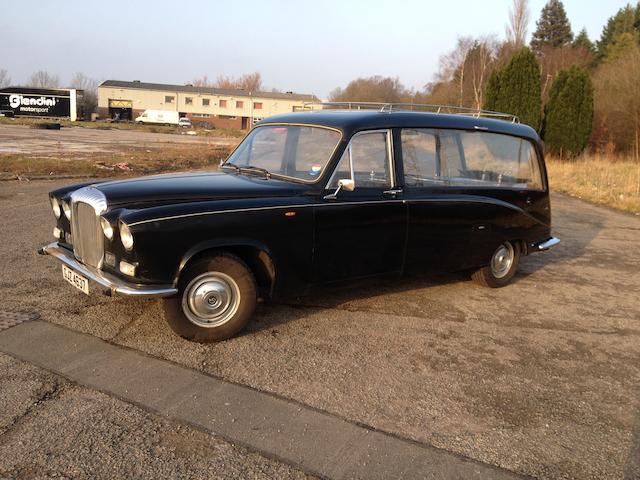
[339,179,355,192]
[323,178,355,200]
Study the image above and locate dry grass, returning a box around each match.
[0,144,232,179]
[546,154,640,215]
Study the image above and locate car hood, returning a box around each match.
[93,171,310,208]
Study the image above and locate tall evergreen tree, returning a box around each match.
[530,0,574,53]
[573,28,595,54]
[484,48,542,129]
[596,4,638,60]
[542,66,593,156]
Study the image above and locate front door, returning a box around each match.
[312,130,406,284]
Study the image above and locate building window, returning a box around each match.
[185,97,193,105]
[202,98,210,106]
[165,95,175,104]
[236,100,244,109]
[195,113,210,118]
[219,99,227,108]
[253,102,263,110]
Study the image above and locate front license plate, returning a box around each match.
[62,265,89,295]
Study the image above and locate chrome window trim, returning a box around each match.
[324,129,395,191]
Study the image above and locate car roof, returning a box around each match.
[258,110,540,143]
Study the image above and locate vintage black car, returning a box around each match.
[40,104,559,342]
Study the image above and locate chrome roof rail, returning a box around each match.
[301,102,520,124]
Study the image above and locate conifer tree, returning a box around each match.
[484,48,542,129]
[596,4,638,60]
[573,28,595,55]
[531,0,574,53]
[542,66,593,156]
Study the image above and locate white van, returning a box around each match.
[135,110,180,125]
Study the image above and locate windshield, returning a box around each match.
[224,125,341,183]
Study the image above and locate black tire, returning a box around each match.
[471,241,520,288]
[163,253,256,342]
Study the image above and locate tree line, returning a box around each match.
[330,0,640,159]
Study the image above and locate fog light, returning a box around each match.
[53,227,62,239]
[104,252,116,267]
[50,197,61,218]
[62,200,71,220]
[119,260,136,277]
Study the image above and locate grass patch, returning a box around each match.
[0,144,232,179]
[546,154,640,214]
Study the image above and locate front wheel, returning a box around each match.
[163,253,257,342]
[471,241,520,288]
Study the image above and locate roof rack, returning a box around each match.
[302,102,520,124]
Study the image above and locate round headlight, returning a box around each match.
[62,200,71,220]
[50,197,61,218]
[100,217,114,240]
[119,222,134,250]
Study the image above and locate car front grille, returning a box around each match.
[69,187,107,269]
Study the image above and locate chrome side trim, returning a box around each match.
[128,200,407,227]
[534,237,560,251]
[39,243,177,298]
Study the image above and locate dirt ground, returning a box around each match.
[0,179,638,479]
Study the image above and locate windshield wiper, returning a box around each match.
[220,163,240,174]
[240,166,272,179]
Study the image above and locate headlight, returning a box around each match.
[119,222,134,250]
[62,200,71,220]
[50,197,61,218]
[100,217,114,240]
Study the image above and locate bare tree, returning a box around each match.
[506,0,530,48]
[214,72,262,91]
[28,70,60,88]
[191,75,212,87]
[329,76,407,103]
[593,43,640,158]
[466,37,500,109]
[70,72,99,116]
[438,37,475,106]
[0,68,11,88]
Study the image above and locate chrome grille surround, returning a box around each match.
[69,186,107,269]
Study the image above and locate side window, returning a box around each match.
[328,131,391,189]
[233,127,287,170]
[401,128,543,190]
[458,131,543,189]
[401,129,440,186]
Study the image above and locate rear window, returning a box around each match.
[401,128,543,190]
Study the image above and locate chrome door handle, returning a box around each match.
[383,188,403,196]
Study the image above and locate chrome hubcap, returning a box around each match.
[182,272,241,328]
[491,242,515,279]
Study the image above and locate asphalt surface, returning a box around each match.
[0,179,639,479]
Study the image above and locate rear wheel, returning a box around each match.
[163,253,257,342]
[471,241,520,288]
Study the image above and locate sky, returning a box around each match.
[0,0,633,98]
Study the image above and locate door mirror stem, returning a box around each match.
[323,179,355,200]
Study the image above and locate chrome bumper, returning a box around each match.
[532,236,560,252]
[38,242,177,298]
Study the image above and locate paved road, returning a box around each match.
[0,124,238,156]
[0,179,639,479]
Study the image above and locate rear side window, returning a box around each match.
[402,128,543,190]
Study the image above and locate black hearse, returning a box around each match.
[41,104,559,342]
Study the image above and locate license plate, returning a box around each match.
[62,265,89,295]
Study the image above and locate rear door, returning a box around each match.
[312,130,407,283]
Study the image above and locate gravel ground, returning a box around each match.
[0,179,639,479]
[0,124,238,156]
[0,352,313,479]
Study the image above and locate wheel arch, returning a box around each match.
[175,239,276,298]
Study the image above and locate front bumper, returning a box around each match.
[531,236,561,252]
[38,242,177,298]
